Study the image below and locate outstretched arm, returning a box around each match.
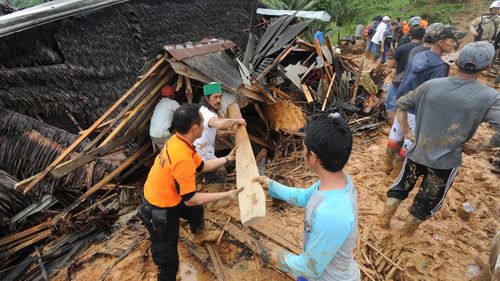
[208,117,246,131]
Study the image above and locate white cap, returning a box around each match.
[490,0,500,8]
[383,16,391,21]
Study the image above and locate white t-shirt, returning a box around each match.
[194,106,218,160]
[371,21,387,45]
[149,98,180,138]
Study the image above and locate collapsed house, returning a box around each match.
[0,2,391,279]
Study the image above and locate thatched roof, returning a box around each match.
[0,0,251,130]
[0,110,125,195]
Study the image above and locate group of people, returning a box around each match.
[139,2,500,281]
[364,14,429,63]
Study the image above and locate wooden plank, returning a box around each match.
[237,86,265,102]
[0,221,51,247]
[99,73,171,147]
[54,144,150,222]
[321,73,336,111]
[3,229,52,255]
[18,56,166,194]
[185,76,193,103]
[351,58,365,104]
[224,208,301,255]
[256,39,297,81]
[270,86,292,100]
[227,103,265,226]
[50,132,138,178]
[206,243,230,281]
[82,66,168,152]
[251,81,276,104]
[300,84,313,103]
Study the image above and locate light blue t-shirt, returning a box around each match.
[268,175,360,281]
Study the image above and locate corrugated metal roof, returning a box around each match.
[265,19,314,56]
[256,8,331,22]
[0,0,128,38]
[183,52,242,91]
[163,39,236,61]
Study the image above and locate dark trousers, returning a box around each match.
[196,166,227,184]
[138,198,204,281]
[387,158,459,220]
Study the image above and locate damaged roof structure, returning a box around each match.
[0,2,391,280]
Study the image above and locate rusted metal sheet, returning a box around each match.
[163,40,236,61]
[183,52,242,91]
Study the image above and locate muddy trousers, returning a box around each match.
[138,198,204,281]
[387,158,459,220]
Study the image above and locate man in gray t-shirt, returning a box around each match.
[379,41,500,235]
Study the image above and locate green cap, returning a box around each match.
[203,82,222,96]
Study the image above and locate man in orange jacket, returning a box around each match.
[138,103,243,281]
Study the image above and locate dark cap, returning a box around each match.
[457,41,495,71]
[424,23,466,43]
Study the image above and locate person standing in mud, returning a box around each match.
[379,41,500,235]
[254,113,360,280]
[383,25,466,179]
[194,82,246,183]
[138,104,243,281]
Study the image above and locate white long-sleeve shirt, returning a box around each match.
[371,21,387,45]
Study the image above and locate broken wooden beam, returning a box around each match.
[227,103,265,226]
[18,56,166,194]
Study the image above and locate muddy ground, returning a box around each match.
[52,56,499,281]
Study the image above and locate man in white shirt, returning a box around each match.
[194,82,246,183]
[149,85,180,151]
[371,16,390,61]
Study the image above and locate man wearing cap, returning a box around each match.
[470,1,500,42]
[370,16,390,61]
[383,24,466,179]
[149,85,180,151]
[139,103,244,281]
[194,82,246,183]
[384,27,425,128]
[378,41,500,235]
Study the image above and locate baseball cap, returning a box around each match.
[161,85,175,97]
[383,16,391,21]
[409,16,421,27]
[490,1,500,8]
[424,24,466,43]
[457,41,495,71]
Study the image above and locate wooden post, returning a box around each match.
[227,103,265,226]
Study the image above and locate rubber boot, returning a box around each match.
[399,214,423,236]
[388,153,404,180]
[384,142,402,175]
[378,197,401,228]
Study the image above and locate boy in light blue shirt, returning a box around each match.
[254,114,360,281]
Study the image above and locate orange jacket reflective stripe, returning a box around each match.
[144,133,203,208]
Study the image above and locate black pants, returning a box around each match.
[196,166,227,184]
[387,158,459,220]
[137,198,204,281]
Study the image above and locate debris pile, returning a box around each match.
[0,12,390,281]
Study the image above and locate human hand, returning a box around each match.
[253,176,270,190]
[236,119,247,126]
[226,146,237,162]
[226,187,244,200]
[471,31,478,37]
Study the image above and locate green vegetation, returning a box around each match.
[10,0,42,9]
[260,0,479,42]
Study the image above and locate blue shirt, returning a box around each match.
[268,176,360,280]
[314,31,324,45]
